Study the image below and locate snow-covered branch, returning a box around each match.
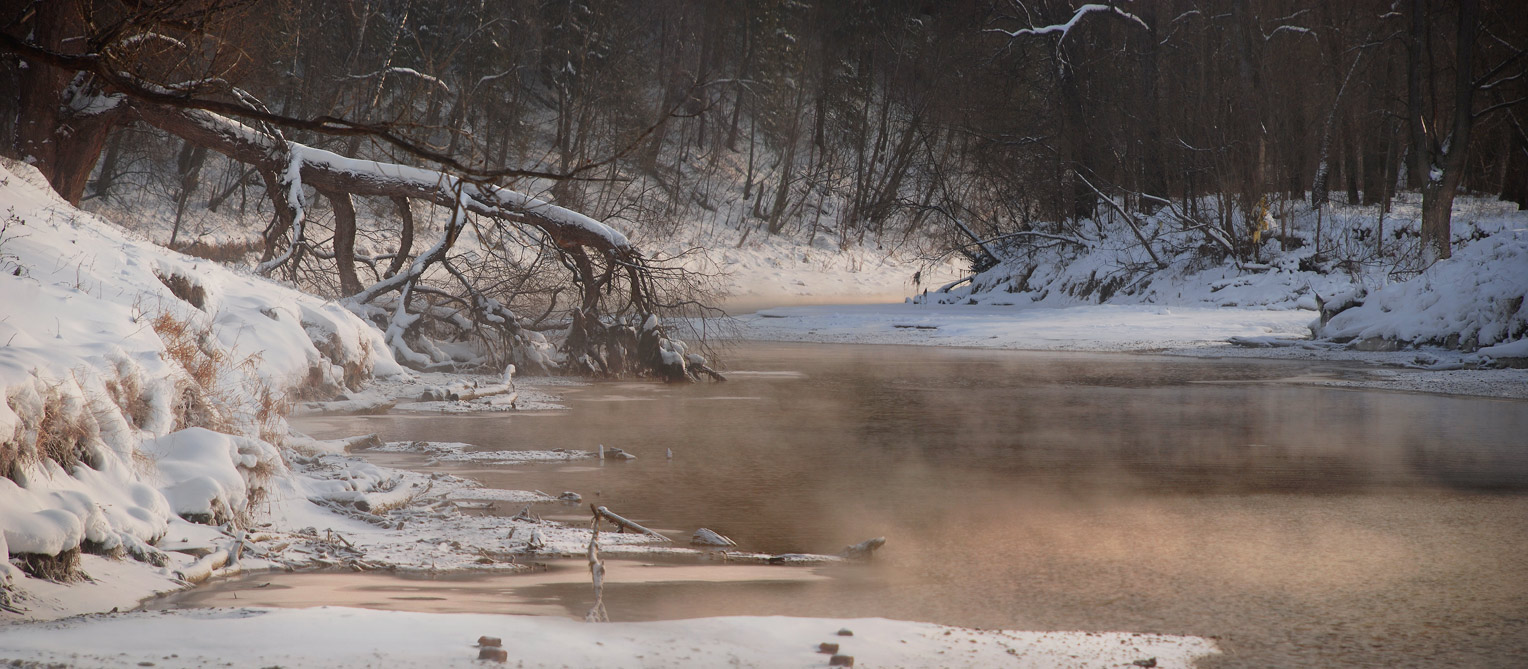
[987,3,1149,47]
[347,67,452,95]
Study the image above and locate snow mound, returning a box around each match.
[140,428,283,521]
[1323,229,1528,349]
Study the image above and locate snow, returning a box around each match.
[140,428,280,520]
[0,608,1217,669]
[1322,228,1528,348]
[741,302,1314,351]
[0,157,399,604]
[1480,337,1528,359]
[2,112,1520,667]
[989,3,1151,43]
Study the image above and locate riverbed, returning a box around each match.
[153,343,1528,667]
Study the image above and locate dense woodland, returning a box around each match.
[3,0,1526,371]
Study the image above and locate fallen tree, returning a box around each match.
[2,1,722,382]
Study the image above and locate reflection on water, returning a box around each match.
[181,344,1527,667]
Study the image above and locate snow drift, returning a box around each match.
[0,157,401,573]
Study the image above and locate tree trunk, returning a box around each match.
[1406,0,1431,189]
[324,190,363,296]
[1419,0,1478,263]
[385,196,415,278]
[88,130,126,201]
[8,2,123,204]
[1502,123,1528,209]
[170,141,209,246]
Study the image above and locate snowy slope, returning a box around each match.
[0,157,399,603]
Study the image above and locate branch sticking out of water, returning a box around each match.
[591,505,670,542]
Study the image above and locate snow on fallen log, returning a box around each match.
[287,433,384,457]
[293,396,398,417]
[173,534,243,584]
[312,483,419,514]
[127,103,633,253]
[592,506,669,541]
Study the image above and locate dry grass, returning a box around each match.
[14,548,84,583]
[35,387,92,470]
[150,310,294,442]
[254,383,291,446]
[149,309,291,528]
[152,311,224,393]
[2,383,95,481]
[102,364,152,430]
[169,238,264,264]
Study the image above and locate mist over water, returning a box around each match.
[173,343,1528,667]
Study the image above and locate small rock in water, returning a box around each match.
[557,491,582,503]
[837,628,854,637]
[1133,658,1157,668]
[477,636,502,647]
[691,528,738,547]
[828,654,855,667]
[818,642,839,654]
[666,448,673,459]
[840,537,886,561]
[478,647,508,662]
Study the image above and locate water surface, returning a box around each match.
[169,344,1528,667]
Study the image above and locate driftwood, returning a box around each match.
[585,517,609,622]
[173,534,244,584]
[690,528,738,547]
[591,505,670,541]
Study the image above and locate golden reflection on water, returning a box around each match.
[210,343,1528,667]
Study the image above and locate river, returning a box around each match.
[153,342,1528,667]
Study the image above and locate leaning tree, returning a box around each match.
[2,0,722,382]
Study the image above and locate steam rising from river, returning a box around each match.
[207,343,1527,667]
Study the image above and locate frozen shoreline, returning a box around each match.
[0,607,1216,668]
[732,301,1528,400]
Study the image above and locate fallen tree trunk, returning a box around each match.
[124,101,706,379]
[127,103,638,263]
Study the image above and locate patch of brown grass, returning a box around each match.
[102,365,152,430]
[35,387,92,470]
[14,548,84,583]
[152,311,224,393]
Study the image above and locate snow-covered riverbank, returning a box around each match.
[0,157,1219,667]
[729,195,1528,400]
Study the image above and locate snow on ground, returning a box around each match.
[0,159,683,621]
[732,302,1528,399]
[725,194,1527,399]
[0,607,1217,669]
[665,223,964,314]
[739,302,1315,351]
[0,157,397,613]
